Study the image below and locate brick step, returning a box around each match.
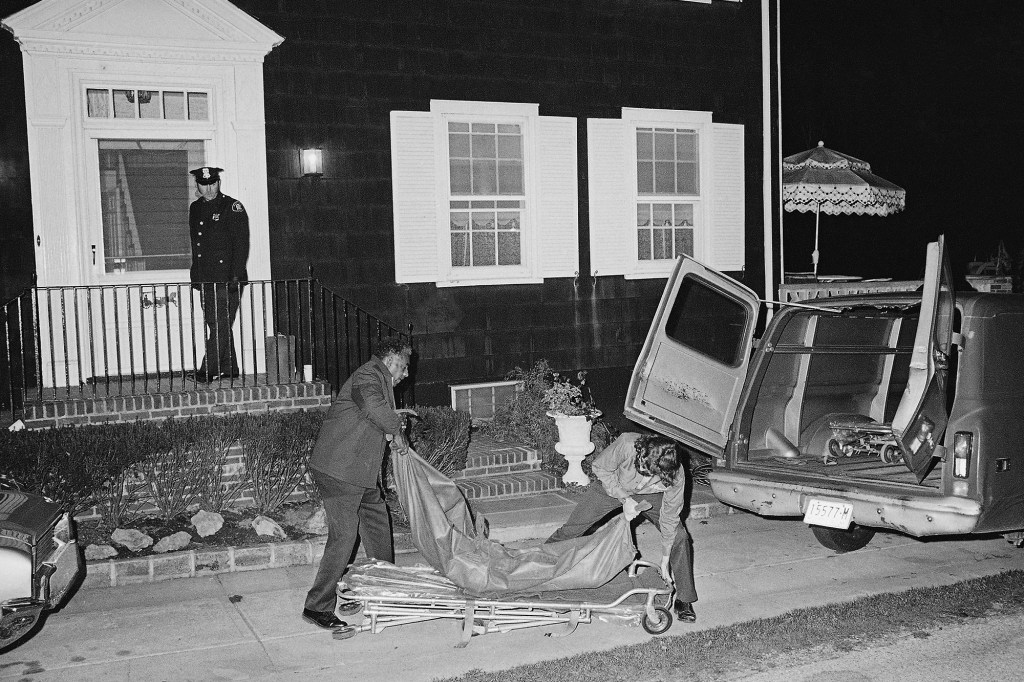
[455,471,561,500]
[452,441,542,480]
[452,460,542,479]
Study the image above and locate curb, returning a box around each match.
[81,499,734,590]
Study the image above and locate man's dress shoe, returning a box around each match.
[302,608,347,629]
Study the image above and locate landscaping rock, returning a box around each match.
[153,531,193,554]
[191,510,224,538]
[111,528,154,552]
[84,543,118,561]
[303,507,328,535]
[251,515,287,539]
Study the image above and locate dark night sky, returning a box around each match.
[780,1,1024,282]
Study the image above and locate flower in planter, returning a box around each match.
[544,371,600,419]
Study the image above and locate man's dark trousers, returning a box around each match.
[304,468,395,613]
[545,485,698,602]
[198,282,241,376]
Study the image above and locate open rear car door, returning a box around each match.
[625,256,760,458]
[891,235,955,481]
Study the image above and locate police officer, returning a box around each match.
[188,166,249,381]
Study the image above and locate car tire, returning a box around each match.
[812,523,876,553]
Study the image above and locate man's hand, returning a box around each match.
[390,432,411,456]
[622,497,642,521]
[659,556,672,583]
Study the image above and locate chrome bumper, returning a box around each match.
[709,470,982,537]
[0,597,44,649]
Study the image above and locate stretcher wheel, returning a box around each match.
[880,444,901,464]
[641,607,673,635]
[332,625,357,640]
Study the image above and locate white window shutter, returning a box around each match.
[707,122,745,271]
[390,110,438,284]
[536,116,579,278]
[587,118,629,276]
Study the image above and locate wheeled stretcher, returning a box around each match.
[331,558,675,647]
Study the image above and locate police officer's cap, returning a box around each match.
[190,166,223,185]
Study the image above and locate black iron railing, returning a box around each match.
[0,277,410,422]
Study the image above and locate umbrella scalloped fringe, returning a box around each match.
[783,185,905,216]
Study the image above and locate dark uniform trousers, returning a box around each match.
[303,469,395,613]
[198,281,242,377]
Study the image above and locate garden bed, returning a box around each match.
[78,496,413,560]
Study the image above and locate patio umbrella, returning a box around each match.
[782,141,906,278]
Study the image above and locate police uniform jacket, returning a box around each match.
[189,192,249,287]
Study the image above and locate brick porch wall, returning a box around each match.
[22,381,333,429]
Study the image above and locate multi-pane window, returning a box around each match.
[87,88,209,121]
[98,139,204,273]
[448,121,524,267]
[636,127,699,261]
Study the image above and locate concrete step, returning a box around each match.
[455,470,561,501]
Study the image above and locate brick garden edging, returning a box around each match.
[80,531,419,590]
[81,536,330,589]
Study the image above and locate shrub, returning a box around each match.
[1,423,144,517]
[191,414,247,513]
[407,405,472,477]
[243,411,319,515]
[95,421,161,526]
[483,360,610,477]
[138,418,209,521]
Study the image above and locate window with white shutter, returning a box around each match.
[391,101,579,287]
[588,108,744,279]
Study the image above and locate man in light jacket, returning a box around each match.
[301,337,413,630]
[546,432,698,623]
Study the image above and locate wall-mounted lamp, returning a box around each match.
[300,148,323,176]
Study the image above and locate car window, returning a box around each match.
[663,275,748,366]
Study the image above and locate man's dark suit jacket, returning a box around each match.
[307,356,404,488]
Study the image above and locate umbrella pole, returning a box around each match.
[812,203,821,279]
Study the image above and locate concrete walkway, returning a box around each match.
[6,497,1024,681]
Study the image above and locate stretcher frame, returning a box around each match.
[332,560,675,647]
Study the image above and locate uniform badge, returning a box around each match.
[212,213,220,221]
[232,201,245,213]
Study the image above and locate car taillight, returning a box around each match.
[953,432,973,479]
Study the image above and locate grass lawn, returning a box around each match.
[435,569,1024,682]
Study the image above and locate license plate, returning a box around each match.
[803,498,853,529]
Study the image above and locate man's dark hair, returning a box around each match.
[375,336,412,360]
[634,434,684,486]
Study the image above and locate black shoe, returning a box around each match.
[302,608,347,629]
[336,598,362,616]
[673,600,696,623]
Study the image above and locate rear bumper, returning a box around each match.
[709,470,982,537]
[0,597,44,649]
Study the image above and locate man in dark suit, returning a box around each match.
[301,337,414,630]
[188,166,249,381]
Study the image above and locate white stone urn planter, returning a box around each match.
[547,410,602,486]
